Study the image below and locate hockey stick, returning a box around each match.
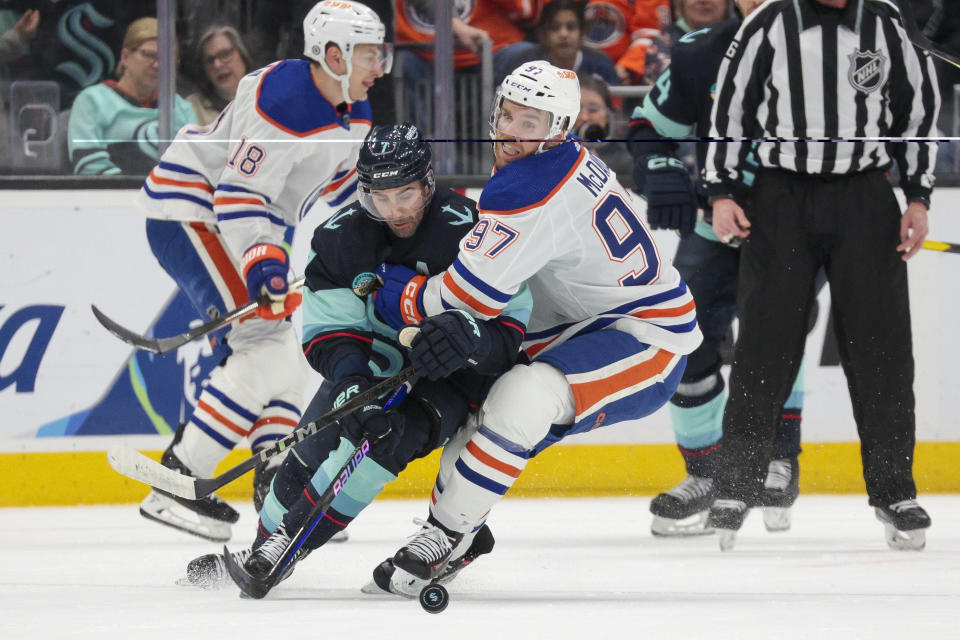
[223,326,422,598]
[91,276,308,355]
[923,239,960,255]
[224,379,415,598]
[106,364,417,499]
[897,0,960,69]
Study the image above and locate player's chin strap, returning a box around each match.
[317,55,354,105]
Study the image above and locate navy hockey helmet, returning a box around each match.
[357,123,435,231]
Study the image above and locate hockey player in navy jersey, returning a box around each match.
[179,123,532,597]
[135,1,392,542]
[371,60,703,591]
[627,0,807,536]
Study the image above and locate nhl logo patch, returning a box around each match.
[848,49,886,93]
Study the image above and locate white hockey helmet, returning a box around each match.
[490,60,581,152]
[303,1,393,103]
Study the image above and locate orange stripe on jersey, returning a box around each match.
[197,399,248,436]
[149,170,214,193]
[632,298,697,319]
[250,415,298,434]
[524,334,563,359]
[466,440,523,478]
[479,145,587,216]
[321,167,357,195]
[188,222,248,307]
[570,349,676,416]
[442,271,503,317]
[214,196,265,207]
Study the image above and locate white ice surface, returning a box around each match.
[2,496,959,640]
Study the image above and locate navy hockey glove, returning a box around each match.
[409,310,492,381]
[241,243,302,320]
[633,154,697,236]
[330,375,395,442]
[373,263,427,330]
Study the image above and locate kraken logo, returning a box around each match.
[56,3,116,88]
[134,119,161,159]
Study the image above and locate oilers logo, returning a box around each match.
[584,2,626,50]
[406,0,474,32]
[56,3,116,88]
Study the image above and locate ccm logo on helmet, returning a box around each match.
[508,81,532,92]
[372,170,400,178]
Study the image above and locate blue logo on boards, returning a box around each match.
[0,304,65,393]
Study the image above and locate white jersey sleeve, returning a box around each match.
[422,142,702,357]
[138,59,371,259]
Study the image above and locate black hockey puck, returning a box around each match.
[419,584,449,613]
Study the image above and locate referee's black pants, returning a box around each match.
[715,168,917,508]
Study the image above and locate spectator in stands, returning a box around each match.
[186,25,252,125]
[575,73,631,177]
[643,0,731,84]
[0,8,39,65]
[67,17,196,175]
[498,0,619,87]
[583,0,671,84]
[396,0,540,73]
[1,8,40,173]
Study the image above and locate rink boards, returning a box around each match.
[1,188,959,506]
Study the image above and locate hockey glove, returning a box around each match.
[330,375,395,442]
[241,243,302,320]
[373,263,427,330]
[409,310,491,381]
[634,154,697,236]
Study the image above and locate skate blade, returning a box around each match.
[174,575,230,589]
[882,522,926,551]
[718,529,738,551]
[329,530,349,543]
[762,507,793,532]
[651,512,714,537]
[388,565,428,599]
[139,493,231,542]
[360,579,409,597]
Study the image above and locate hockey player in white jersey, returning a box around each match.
[136,0,392,542]
[370,60,703,591]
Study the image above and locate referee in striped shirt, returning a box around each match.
[702,0,939,550]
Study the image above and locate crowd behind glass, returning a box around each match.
[0,0,956,181]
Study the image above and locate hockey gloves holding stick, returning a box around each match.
[634,154,697,236]
[330,375,401,443]
[241,244,302,320]
[373,263,427,329]
[408,310,491,381]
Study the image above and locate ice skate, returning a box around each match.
[649,475,716,536]
[389,517,463,582]
[761,457,799,532]
[177,548,251,589]
[874,499,930,551]
[224,524,309,598]
[362,524,495,598]
[139,427,239,542]
[707,499,749,551]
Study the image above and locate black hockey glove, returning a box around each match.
[330,375,395,442]
[409,310,492,381]
[633,154,697,236]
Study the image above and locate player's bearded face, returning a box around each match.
[492,100,553,168]
[367,183,429,237]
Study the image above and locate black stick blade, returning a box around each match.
[91,305,163,353]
